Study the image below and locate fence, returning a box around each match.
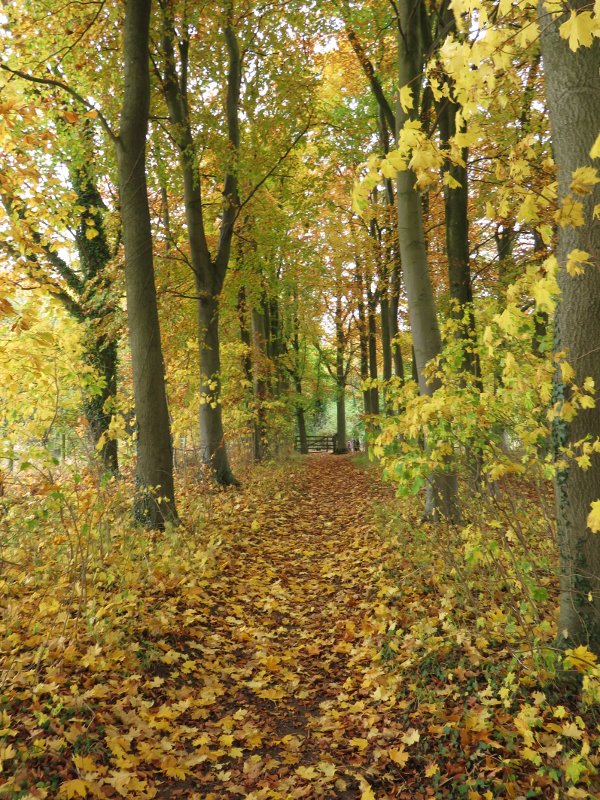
[294,434,336,453]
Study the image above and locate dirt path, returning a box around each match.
[180,454,400,799]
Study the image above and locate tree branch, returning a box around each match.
[0,64,117,142]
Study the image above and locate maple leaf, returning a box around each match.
[587,501,600,533]
[389,745,409,766]
[559,11,596,51]
[399,85,414,113]
[296,765,318,779]
[554,195,585,227]
[350,737,369,751]
[564,643,599,670]
[565,249,591,277]
[59,779,89,799]
[401,728,420,745]
[570,167,600,194]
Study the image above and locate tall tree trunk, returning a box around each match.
[538,2,600,651]
[160,3,239,485]
[357,275,371,415]
[395,0,458,521]
[117,0,176,527]
[251,305,269,461]
[380,294,393,411]
[237,286,253,388]
[68,127,120,474]
[84,340,119,474]
[389,262,405,381]
[197,291,236,483]
[290,292,309,455]
[438,98,480,383]
[335,297,348,454]
[367,289,380,416]
[295,378,309,455]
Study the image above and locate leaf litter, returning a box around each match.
[1,455,600,798]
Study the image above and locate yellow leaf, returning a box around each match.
[361,787,376,800]
[561,721,584,738]
[85,227,99,240]
[317,761,336,778]
[389,745,409,766]
[555,195,585,228]
[401,728,420,745]
[59,779,88,799]
[587,501,600,533]
[443,172,462,189]
[570,166,600,194]
[566,249,591,276]
[564,643,599,670]
[559,11,595,51]
[590,132,600,160]
[425,762,439,777]
[521,746,542,765]
[296,765,318,779]
[399,84,414,113]
[349,737,369,751]
[73,755,96,772]
[517,192,539,223]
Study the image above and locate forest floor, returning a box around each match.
[1,454,600,799]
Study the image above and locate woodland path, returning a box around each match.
[184,453,402,799]
[5,454,424,800]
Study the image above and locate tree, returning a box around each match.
[538,1,600,650]
[117,0,177,525]
[158,0,241,485]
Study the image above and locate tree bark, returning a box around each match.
[438,98,480,383]
[538,0,600,650]
[389,262,405,381]
[295,377,309,455]
[251,305,269,461]
[380,294,393,407]
[117,0,176,527]
[395,0,459,521]
[70,143,120,474]
[335,296,348,454]
[357,274,371,415]
[198,292,236,483]
[160,2,240,485]
[367,288,380,416]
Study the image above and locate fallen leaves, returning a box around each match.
[2,456,600,798]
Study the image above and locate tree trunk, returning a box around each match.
[357,277,371,415]
[117,0,176,527]
[395,0,459,521]
[335,296,348,453]
[380,294,393,411]
[295,378,309,455]
[367,289,380,416]
[438,100,480,383]
[251,305,269,461]
[237,286,253,387]
[538,2,600,650]
[160,1,239,486]
[85,340,119,474]
[389,263,405,381]
[197,291,238,484]
[68,128,120,474]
